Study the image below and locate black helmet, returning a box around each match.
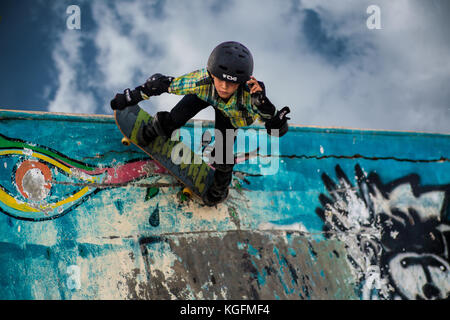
[207,41,253,84]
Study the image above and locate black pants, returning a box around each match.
[158,94,236,192]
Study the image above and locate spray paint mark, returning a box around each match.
[149,204,160,227]
[183,211,193,219]
[145,187,159,201]
[114,199,124,215]
[228,207,240,229]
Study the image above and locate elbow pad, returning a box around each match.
[264,106,291,137]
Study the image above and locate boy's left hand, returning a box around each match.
[246,76,263,94]
[248,76,277,119]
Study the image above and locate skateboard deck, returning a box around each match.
[114,104,215,201]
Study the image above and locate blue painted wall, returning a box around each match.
[0,109,448,300]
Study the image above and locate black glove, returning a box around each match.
[137,73,174,97]
[265,106,291,137]
[251,91,277,120]
[110,88,143,110]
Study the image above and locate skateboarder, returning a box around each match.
[110,41,290,206]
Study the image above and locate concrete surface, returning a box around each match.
[0,108,448,300]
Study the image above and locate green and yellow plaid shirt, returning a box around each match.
[168,68,263,128]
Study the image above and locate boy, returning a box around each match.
[110,41,290,206]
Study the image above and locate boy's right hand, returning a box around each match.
[110,73,174,111]
[138,73,174,97]
[110,88,142,110]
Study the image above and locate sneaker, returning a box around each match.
[202,186,229,206]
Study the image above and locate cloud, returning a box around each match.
[46,0,449,133]
[291,0,450,132]
[46,30,97,114]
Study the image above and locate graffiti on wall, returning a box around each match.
[1,126,449,300]
[316,164,450,300]
[0,134,169,221]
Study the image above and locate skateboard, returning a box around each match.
[114,104,215,202]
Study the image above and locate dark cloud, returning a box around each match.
[0,0,59,109]
[302,9,350,65]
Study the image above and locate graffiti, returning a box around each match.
[1,108,448,300]
[0,134,166,221]
[316,164,450,300]
[149,204,160,227]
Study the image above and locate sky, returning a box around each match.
[0,0,449,133]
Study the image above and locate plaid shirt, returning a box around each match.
[168,68,263,128]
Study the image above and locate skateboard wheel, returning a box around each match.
[182,187,193,198]
[122,137,131,146]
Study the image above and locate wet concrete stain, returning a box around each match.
[135,231,357,299]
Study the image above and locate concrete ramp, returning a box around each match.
[0,109,448,300]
